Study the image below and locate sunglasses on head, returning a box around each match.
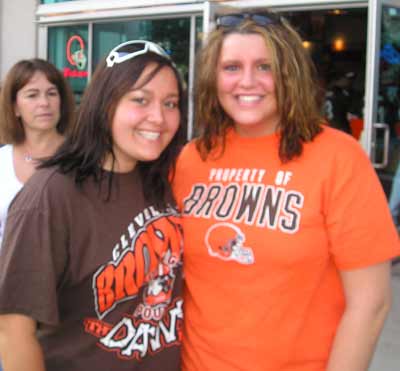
[106,40,170,68]
[216,12,282,29]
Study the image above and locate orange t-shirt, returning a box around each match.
[173,126,399,371]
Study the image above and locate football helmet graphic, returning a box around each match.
[205,222,255,265]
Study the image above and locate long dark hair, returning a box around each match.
[42,51,186,208]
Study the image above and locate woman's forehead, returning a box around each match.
[219,33,271,60]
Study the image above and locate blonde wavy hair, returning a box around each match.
[194,11,324,162]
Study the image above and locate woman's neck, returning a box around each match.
[12,130,65,183]
[17,130,65,162]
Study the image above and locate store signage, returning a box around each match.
[64,34,88,78]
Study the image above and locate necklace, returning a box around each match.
[24,153,34,163]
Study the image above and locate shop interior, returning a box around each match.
[283,7,399,195]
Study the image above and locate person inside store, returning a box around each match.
[324,70,363,136]
[0,40,185,371]
[383,86,400,231]
[173,9,400,371]
[389,158,400,232]
[0,58,75,248]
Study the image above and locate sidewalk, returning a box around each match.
[369,264,400,371]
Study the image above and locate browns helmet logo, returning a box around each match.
[205,222,255,264]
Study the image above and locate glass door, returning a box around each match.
[204,0,370,141]
[365,0,400,226]
[204,1,400,201]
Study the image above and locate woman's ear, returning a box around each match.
[14,104,21,118]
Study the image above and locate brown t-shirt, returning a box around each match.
[0,166,183,370]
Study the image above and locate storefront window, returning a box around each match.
[379,6,400,165]
[377,6,400,201]
[195,16,203,53]
[93,18,191,83]
[48,25,89,103]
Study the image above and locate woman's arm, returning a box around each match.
[0,313,45,371]
[326,261,392,371]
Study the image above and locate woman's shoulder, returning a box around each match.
[0,145,13,172]
[25,166,72,189]
[304,126,375,182]
[173,140,203,188]
[0,144,12,159]
[310,125,368,160]
[0,144,12,151]
[178,140,199,158]
[176,140,202,166]
[10,167,75,213]
[316,125,360,145]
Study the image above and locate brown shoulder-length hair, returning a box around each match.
[195,11,324,162]
[0,58,75,144]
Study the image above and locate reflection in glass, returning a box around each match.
[380,6,400,227]
[285,9,366,139]
[48,25,89,104]
[93,18,191,84]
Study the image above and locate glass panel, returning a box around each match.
[284,9,367,138]
[379,6,400,227]
[189,16,204,138]
[93,18,191,84]
[48,25,89,104]
[195,16,203,54]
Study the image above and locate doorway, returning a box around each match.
[205,1,400,200]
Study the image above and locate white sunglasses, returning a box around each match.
[106,40,170,68]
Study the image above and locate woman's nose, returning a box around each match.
[38,94,51,106]
[147,102,164,124]
[239,67,256,88]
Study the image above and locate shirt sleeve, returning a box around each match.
[324,137,400,270]
[0,176,68,326]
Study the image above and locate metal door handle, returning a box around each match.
[372,122,390,168]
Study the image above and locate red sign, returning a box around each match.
[65,34,88,79]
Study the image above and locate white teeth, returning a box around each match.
[238,95,261,103]
[137,130,160,140]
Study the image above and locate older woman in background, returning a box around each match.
[0,58,75,246]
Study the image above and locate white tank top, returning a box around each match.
[0,145,23,247]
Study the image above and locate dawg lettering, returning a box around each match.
[93,211,183,320]
[84,298,183,360]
